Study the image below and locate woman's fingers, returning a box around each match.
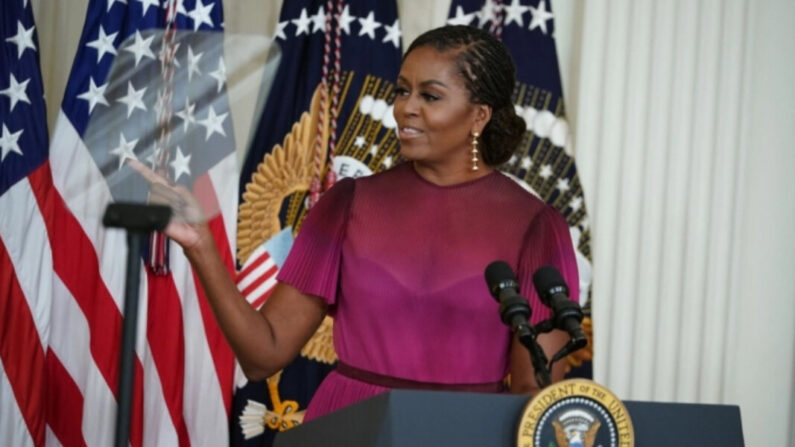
[148,183,180,201]
[153,185,205,224]
[126,158,205,224]
[126,158,169,186]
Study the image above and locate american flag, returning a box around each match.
[0,1,50,445]
[2,0,240,445]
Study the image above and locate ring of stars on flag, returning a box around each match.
[448,0,555,35]
[275,6,401,48]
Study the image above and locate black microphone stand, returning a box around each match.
[102,203,171,447]
[515,323,551,389]
[498,294,551,389]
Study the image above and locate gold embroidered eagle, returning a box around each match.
[553,419,601,447]
[237,83,339,366]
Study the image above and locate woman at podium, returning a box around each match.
[159,25,579,420]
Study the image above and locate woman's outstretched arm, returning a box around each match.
[135,159,327,381]
[181,224,328,380]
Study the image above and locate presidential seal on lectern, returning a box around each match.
[517,379,634,447]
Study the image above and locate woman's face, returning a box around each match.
[393,46,489,168]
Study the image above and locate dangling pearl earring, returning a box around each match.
[470,131,480,171]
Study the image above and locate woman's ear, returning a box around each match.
[472,104,492,134]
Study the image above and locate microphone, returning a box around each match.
[485,261,551,388]
[532,266,587,357]
[484,261,532,335]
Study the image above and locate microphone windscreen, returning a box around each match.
[485,261,516,287]
[532,265,568,304]
[484,261,519,301]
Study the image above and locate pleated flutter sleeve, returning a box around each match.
[276,178,355,306]
[517,205,580,325]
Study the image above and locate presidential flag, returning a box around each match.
[232,0,402,444]
[0,1,50,445]
[43,0,238,445]
[448,0,594,377]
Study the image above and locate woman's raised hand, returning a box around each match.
[126,159,209,250]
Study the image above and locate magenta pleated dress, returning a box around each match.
[277,162,579,420]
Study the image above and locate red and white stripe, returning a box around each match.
[236,244,279,310]
[33,112,239,446]
[0,169,51,447]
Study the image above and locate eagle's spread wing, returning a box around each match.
[237,84,336,365]
[552,420,569,447]
[237,85,330,265]
[300,315,337,364]
[584,421,601,447]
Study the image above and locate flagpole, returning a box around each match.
[103,203,171,447]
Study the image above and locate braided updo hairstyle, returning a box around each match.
[404,25,526,166]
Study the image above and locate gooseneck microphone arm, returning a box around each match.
[532,265,588,371]
[485,262,551,390]
[517,323,552,390]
